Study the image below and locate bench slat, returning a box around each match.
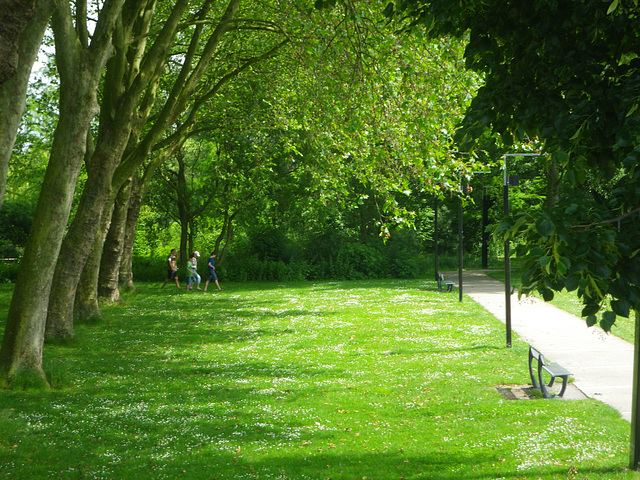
[544,362,571,377]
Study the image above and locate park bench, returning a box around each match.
[528,345,572,399]
[437,273,454,293]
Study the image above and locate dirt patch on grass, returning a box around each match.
[496,384,588,400]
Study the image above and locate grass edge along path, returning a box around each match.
[485,270,636,344]
[0,279,638,479]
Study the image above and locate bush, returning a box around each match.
[0,199,34,256]
[132,255,168,282]
[390,248,422,279]
[0,259,19,283]
[224,255,309,282]
[333,243,384,280]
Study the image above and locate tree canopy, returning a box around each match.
[387,0,640,331]
[0,0,480,385]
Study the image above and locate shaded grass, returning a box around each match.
[0,280,637,479]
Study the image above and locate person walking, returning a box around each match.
[204,251,222,291]
[185,252,196,291]
[161,249,180,289]
[191,251,202,290]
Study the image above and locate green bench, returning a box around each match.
[528,345,572,399]
[437,273,454,293]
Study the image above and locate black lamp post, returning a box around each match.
[502,153,538,348]
[434,193,439,281]
[458,182,466,302]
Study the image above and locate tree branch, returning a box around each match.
[573,206,640,229]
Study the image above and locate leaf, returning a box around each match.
[607,0,620,15]
[586,315,598,327]
[542,288,554,302]
[538,255,551,267]
[565,274,580,292]
[556,260,567,276]
[600,311,616,332]
[535,219,554,238]
[383,2,395,18]
[582,303,600,317]
[565,204,579,215]
[611,299,630,318]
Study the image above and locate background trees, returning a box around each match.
[0,0,480,386]
[385,0,640,468]
[387,0,640,329]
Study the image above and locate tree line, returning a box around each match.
[0,1,478,385]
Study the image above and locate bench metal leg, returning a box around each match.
[537,363,569,399]
[538,363,554,398]
[528,349,540,389]
[557,375,569,397]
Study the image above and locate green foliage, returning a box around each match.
[0,199,35,257]
[390,0,640,331]
[0,260,19,283]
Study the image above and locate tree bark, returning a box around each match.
[545,160,561,211]
[0,0,53,208]
[98,180,132,302]
[0,0,126,382]
[119,174,143,291]
[0,0,37,85]
[73,200,115,323]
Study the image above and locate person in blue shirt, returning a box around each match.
[204,251,222,291]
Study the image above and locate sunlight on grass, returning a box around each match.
[0,280,637,479]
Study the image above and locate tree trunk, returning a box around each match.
[0,0,53,208]
[46,154,122,336]
[45,0,158,337]
[215,209,237,266]
[0,0,126,383]
[73,202,115,322]
[0,0,38,86]
[545,160,560,210]
[119,174,143,291]
[0,73,101,381]
[98,180,132,302]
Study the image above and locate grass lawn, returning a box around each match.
[0,279,638,479]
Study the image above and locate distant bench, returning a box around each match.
[528,345,572,399]
[437,273,454,293]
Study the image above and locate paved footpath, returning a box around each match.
[443,270,635,421]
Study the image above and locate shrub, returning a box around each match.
[132,255,167,282]
[0,259,19,283]
[334,243,384,280]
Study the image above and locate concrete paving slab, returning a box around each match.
[443,270,635,422]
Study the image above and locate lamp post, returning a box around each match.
[458,181,466,302]
[434,193,439,281]
[481,187,495,269]
[502,153,539,348]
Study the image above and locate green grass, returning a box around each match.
[0,280,638,479]
[486,270,636,344]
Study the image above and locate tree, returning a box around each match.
[0,0,127,384]
[0,0,37,85]
[0,0,54,209]
[386,0,640,468]
[45,0,294,339]
[386,0,640,321]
